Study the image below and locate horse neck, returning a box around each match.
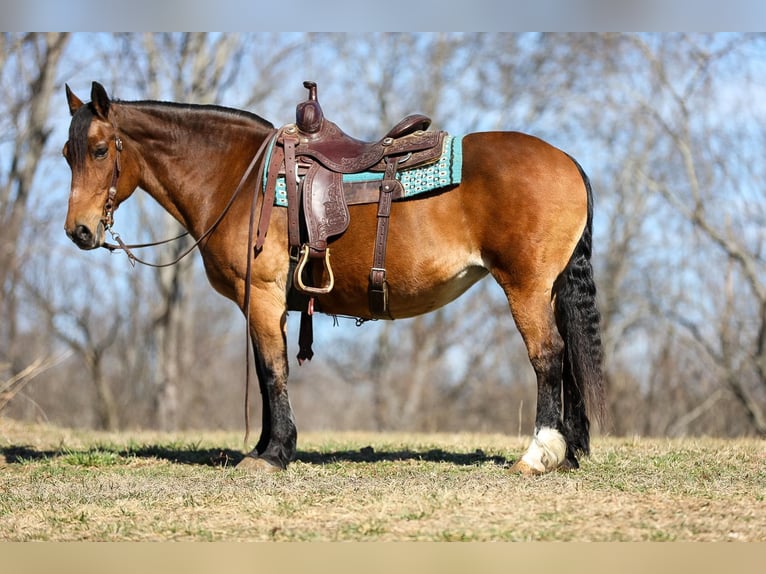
[114,102,272,236]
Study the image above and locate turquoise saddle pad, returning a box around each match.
[265,134,463,207]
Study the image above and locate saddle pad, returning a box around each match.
[265,134,463,207]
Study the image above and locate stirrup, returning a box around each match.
[294,244,335,295]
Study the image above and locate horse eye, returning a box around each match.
[93,146,108,160]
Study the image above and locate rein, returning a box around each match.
[101,129,278,269]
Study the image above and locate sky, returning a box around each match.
[3,0,766,32]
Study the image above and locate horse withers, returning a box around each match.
[62,81,605,474]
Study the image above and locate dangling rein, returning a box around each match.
[102,129,278,268]
[102,129,279,447]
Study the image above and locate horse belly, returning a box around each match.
[390,262,488,318]
[319,258,487,319]
[317,199,488,319]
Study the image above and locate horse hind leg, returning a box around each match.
[501,285,568,475]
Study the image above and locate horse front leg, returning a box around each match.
[237,301,297,472]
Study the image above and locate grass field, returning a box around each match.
[1,417,764,541]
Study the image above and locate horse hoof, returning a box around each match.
[509,459,545,475]
[236,455,284,473]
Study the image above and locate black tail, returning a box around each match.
[554,157,606,456]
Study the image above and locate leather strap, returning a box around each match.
[101,135,122,230]
[297,303,314,364]
[271,131,316,363]
[282,133,301,252]
[256,133,283,254]
[369,157,401,318]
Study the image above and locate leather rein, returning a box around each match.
[101,128,278,268]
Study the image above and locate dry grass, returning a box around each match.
[1,417,764,541]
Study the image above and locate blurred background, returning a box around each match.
[1,33,764,439]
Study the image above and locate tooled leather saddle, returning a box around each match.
[262,81,446,361]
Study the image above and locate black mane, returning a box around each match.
[66,98,274,169]
[121,99,274,130]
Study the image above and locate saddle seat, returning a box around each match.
[289,81,441,173]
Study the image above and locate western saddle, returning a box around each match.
[261,81,446,361]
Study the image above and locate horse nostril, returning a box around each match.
[71,224,94,247]
[76,224,92,242]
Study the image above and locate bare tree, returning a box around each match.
[627,34,766,436]
[0,33,69,375]
[0,33,71,423]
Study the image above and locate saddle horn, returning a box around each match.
[296,80,323,134]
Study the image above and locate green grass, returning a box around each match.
[1,418,764,541]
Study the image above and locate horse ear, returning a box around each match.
[90,81,111,119]
[66,84,84,116]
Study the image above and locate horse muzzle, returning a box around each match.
[66,221,105,250]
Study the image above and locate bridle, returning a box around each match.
[101,134,122,231]
[100,127,278,269]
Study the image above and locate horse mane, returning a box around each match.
[119,99,274,130]
[67,98,274,171]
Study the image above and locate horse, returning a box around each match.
[62,81,604,475]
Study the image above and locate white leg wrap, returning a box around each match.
[520,427,567,473]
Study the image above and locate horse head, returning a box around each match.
[63,82,135,250]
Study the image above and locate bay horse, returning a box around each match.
[62,81,604,475]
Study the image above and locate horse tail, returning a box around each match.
[553,156,606,455]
